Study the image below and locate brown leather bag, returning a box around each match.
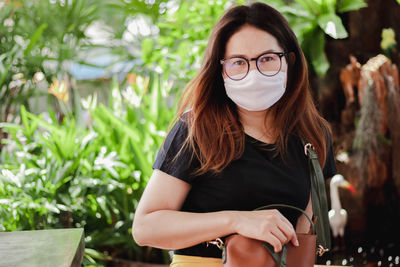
[224,233,316,267]
[222,204,317,267]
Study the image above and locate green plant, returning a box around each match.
[106,0,170,22]
[0,73,176,264]
[139,0,242,84]
[0,0,98,123]
[266,0,367,76]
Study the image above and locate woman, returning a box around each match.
[132,2,337,266]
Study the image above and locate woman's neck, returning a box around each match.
[237,107,277,144]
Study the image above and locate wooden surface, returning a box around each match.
[0,228,84,267]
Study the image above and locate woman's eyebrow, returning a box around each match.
[225,49,281,59]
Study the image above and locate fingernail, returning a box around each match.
[295,239,299,246]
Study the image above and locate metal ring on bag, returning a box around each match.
[304,143,313,156]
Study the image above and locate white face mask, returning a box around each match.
[224,70,287,111]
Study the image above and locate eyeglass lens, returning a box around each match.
[223,53,282,80]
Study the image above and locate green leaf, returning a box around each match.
[302,28,330,76]
[20,105,31,136]
[0,123,22,132]
[317,13,348,39]
[311,32,330,76]
[338,0,368,13]
[141,38,154,62]
[0,54,11,88]
[295,0,320,14]
[150,74,160,117]
[24,23,48,56]
[110,76,122,116]
[321,0,337,14]
[84,248,112,261]
[279,5,312,18]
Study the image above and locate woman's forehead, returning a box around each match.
[224,25,282,58]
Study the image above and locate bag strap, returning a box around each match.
[255,204,315,267]
[254,204,315,234]
[303,142,331,254]
[263,243,287,267]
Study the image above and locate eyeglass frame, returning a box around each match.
[220,51,289,81]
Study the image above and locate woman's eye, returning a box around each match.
[232,59,245,66]
[260,56,274,62]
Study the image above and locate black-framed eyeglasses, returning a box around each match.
[220,51,288,81]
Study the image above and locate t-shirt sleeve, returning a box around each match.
[152,116,198,184]
[322,137,337,179]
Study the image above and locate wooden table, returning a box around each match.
[0,228,84,267]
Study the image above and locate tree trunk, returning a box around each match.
[318,0,400,123]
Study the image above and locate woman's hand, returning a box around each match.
[232,209,299,253]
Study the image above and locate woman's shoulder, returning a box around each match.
[168,111,190,139]
[152,111,199,183]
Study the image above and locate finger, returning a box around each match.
[276,220,298,246]
[270,227,288,244]
[270,210,299,247]
[263,210,296,244]
[291,234,299,247]
[265,233,282,253]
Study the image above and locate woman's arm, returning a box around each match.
[132,169,299,252]
[296,194,313,233]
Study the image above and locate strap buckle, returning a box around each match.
[317,245,329,256]
[207,238,224,250]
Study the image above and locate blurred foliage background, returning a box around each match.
[0,0,399,266]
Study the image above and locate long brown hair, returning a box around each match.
[175,2,331,174]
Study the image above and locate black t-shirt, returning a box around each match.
[152,115,337,258]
